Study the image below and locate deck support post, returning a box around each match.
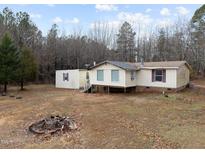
[108,86,110,94]
[124,87,126,93]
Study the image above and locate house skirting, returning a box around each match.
[91,85,136,93]
[135,84,189,93]
[90,84,189,93]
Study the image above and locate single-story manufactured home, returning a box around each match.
[55,60,192,92]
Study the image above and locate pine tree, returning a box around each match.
[191,4,205,75]
[0,33,19,93]
[157,28,166,61]
[16,47,37,90]
[45,24,58,83]
[117,21,136,62]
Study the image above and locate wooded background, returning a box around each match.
[0,5,205,86]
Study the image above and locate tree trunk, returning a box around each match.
[4,82,7,93]
[20,79,24,90]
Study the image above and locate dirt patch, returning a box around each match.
[0,117,6,126]
[191,78,205,86]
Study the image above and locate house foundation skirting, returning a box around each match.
[135,84,189,93]
[89,84,189,93]
[91,85,136,93]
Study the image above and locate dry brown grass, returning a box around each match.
[0,84,205,148]
[192,77,205,86]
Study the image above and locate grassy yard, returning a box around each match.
[0,84,205,148]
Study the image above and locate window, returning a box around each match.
[63,73,69,81]
[152,69,166,82]
[155,70,163,81]
[111,70,119,82]
[97,70,104,81]
[131,71,135,81]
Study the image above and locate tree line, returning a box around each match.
[0,5,205,93]
[0,33,37,93]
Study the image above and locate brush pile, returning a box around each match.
[29,115,77,134]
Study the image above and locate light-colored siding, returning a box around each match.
[89,63,126,87]
[176,65,190,88]
[56,69,87,89]
[79,70,88,88]
[55,70,80,89]
[135,69,177,88]
[55,63,190,90]
[125,70,138,87]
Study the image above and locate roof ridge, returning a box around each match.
[89,60,190,70]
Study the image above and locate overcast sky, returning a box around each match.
[0,4,202,36]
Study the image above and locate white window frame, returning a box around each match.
[152,69,166,82]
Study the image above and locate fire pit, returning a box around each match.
[29,115,77,134]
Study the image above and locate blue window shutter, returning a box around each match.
[97,70,104,81]
[111,70,119,82]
